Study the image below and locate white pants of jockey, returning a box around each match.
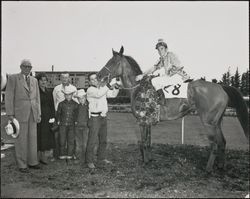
[151,68,184,91]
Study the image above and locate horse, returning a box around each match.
[97,46,249,173]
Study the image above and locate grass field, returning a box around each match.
[105,113,248,150]
[1,112,248,150]
[1,112,249,198]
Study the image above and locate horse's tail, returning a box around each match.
[222,85,249,140]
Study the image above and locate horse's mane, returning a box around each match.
[124,55,142,75]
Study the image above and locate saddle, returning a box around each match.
[133,75,160,125]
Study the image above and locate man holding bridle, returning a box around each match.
[85,73,119,169]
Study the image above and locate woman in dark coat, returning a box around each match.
[36,73,55,164]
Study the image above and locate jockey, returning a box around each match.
[135,39,192,104]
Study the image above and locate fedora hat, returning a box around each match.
[61,86,76,95]
[5,118,20,138]
[75,89,86,98]
[155,38,168,49]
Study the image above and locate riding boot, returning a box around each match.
[156,89,165,105]
[183,78,193,83]
[176,68,193,83]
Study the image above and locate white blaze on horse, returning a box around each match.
[97,46,249,173]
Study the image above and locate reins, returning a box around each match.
[120,84,140,90]
[101,66,111,85]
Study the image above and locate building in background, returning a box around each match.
[35,71,97,90]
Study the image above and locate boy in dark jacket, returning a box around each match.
[74,89,89,164]
[56,86,78,160]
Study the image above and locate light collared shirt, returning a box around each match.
[22,73,30,81]
[22,74,31,90]
[22,74,30,79]
[52,83,78,111]
[87,85,119,117]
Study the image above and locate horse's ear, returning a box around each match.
[112,48,120,57]
[119,46,124,56]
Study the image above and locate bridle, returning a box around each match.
[100,66,112,84]
[99,65,140,90]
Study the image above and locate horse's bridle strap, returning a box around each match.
[104,66,111,72]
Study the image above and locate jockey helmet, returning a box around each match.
[155,39,168,49]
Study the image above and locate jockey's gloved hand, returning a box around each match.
[135,74,144,81]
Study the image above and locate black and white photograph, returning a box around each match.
[1,1,249,198]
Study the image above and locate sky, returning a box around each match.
[1,1,249,81]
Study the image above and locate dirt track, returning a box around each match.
[1,113,249,198]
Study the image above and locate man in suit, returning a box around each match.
[5,59,41,173]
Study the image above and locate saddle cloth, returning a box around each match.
[134,75,188,125]
[160,75,188,99]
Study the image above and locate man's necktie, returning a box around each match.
[25,76,30,89]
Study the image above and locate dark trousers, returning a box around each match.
[59,125,75,157]
[75,126,88,163]
[53,130,60,158]
[86,116,107,163]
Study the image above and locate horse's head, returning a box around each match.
[97,46,125,83]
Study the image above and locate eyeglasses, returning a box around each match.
[22,65,32,68]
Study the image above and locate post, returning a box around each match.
[181,117,185,144]
[52,65,54,72]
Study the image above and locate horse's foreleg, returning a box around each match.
[139,124,151,163]
[139,125,147,163]
[146,125,152,161]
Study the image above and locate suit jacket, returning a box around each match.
[5,73,41,122]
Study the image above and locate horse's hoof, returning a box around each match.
[217,163,225,170]
[142,162,149,167]
[205,167,213,175]
[204,170,213,178]
[215,164,226,174]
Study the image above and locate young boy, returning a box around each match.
[56,86,78,160]
[74,89,89,164]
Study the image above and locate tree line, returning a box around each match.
[210,67,249,97]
